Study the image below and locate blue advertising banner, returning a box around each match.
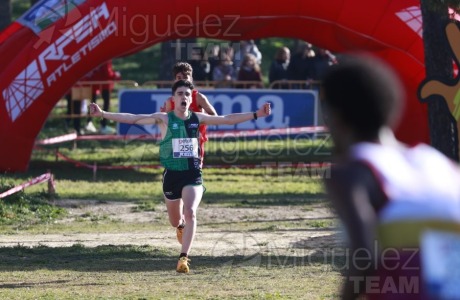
[118,89,318,136]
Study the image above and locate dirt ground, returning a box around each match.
[0,200,344,257]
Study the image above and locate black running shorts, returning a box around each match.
[162,169,203,200]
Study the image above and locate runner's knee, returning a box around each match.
[183,208,197,223]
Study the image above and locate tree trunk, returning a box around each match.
[420,0,459,160]
[0,0,12,32]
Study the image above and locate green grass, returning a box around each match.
[3,4,341,298]
[0,244,343,299]
[0,182,66,226]
[2,165,326,202]
[0,140,339,299]
[34,131,332,165]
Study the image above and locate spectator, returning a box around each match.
[212,46,237,88]
[269,46,290,89]
[237,53,264,89]
[84,60,121,135]
[311,48,338,81]
[207,44,220,81]
[322,56,460,300]
[64,90,83,135]
[66,61,120,135]
[233,40,262,72]
[187,47,210,82]
[287,41,315,88]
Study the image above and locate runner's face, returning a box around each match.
[175,72,192,82]
[173,86,192,111]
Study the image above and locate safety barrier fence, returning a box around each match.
[0,172,56,199]
[49,148,331,181]
[36,126,328,145]
[34,126,330,180]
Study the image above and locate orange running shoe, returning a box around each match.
[176,256,190,273]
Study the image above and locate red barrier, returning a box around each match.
[0,172,55,199]
[1,0,429,171]
[35,126,328,145]
[35,126,331,179]
[50,147,331,181]
[36,132,78,145]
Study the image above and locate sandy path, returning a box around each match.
[0,200,343,256]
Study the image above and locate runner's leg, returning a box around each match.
[165,197,183,228]
[180,185,204,254]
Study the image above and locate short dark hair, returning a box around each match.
[172,62,193,78]
[172,80,194,95]
[321,56,403,140]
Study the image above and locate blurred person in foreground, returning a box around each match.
[321,55,460,300]
[89,80,271,273]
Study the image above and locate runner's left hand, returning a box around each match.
[256,102,271,118]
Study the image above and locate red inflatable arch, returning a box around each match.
[0,0,427,172]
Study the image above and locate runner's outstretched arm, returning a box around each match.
[89,103,166,125]
[198,102,270,125]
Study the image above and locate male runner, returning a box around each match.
[89,80,271,273]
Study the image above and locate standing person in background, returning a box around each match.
[287,41,315,88]
[236,53,264,89]
[207,44,221,81]
[66,60,120,135]
[85,60,121,135]
[233,40,262,72]
[321,56,460,300]
[64,90,82,135]
[269,46,290,89]
[186,47,210,82]
[89,80,272,273]
[213,46,237,87]
[311,48,337,82]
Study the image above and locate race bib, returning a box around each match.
[172,138,199,158]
